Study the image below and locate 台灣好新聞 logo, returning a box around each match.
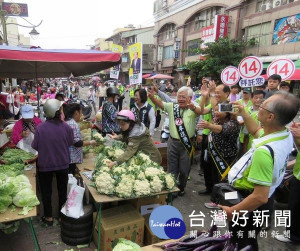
[149,205,186,239]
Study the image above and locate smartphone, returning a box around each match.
[218,103,234,112]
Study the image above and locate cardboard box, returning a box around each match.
[93,204,144,251]
[143,214,164,246]
[129,195,166,214]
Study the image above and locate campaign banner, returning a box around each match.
[110,44,123,79]
[129,42,143,85]
[272,14,300,45]
[2,2,28,17]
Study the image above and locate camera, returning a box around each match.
[218,103,234,112]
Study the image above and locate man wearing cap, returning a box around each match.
[11,105,42,145]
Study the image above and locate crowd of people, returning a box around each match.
[1,74,299,250]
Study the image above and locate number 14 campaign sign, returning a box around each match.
[238,56,263,79]
[267,59,295,81]
[221,66,240,86]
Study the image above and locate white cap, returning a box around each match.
[21,105,34,119]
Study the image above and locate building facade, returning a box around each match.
[153,0,300,87]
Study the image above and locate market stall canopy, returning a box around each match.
[0,45,121,78]
[262,69,300,80]
[145,73,174,79]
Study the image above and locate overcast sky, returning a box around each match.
[15,0,155,49]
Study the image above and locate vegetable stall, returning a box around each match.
[0,148,40,250]
[77,132,178,251]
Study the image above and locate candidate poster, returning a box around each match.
[272,14,300,45]
[129,42,142,85]
[110,44,123,79]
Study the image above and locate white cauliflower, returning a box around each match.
[112,166,126,175]
[99,166,110,173]
[115,180,134,198]
[138,152,151,164]
[150,176,163,193]
[95,173,115,195]
[121,174,135,183]
[136,172,146,180]
[165,173,176,190]
[93,132,104,142]
[145,167,163,178]
[107,149,115,157]
[128,165,141,173]
[134,180,151,197]
[114,149,125,158]
[128,157,138,166]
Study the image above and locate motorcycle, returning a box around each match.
[67,97,92,120]
[160,116,170,143]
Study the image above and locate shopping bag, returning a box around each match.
[67,174,77,195]
[61,183,85,219]
[17,132,37,155]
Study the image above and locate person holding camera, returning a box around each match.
[218,91,299,250]
[197,97,240,209]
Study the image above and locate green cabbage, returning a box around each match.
[12,188,39,207]
[113,238,141,251]
[0,195,12,213]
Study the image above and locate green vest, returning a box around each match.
[195,97,212,135]
[129,88,135,98]
[294,153,300,180]
[117,85,124,95]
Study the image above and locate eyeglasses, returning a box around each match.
[259,105,274,114]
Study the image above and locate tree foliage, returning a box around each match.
[184,37,256,81]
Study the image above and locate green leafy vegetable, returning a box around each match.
[112,238,141,251]
[1,149,35,164]
[13,188,39,207]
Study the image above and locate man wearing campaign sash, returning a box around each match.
[148,86,203,196]
[218,91,300,250]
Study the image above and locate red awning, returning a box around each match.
[262,69,300,81]
[0,45,121,78]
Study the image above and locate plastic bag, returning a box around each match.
[16,132,37,155]
[61,174,85,219]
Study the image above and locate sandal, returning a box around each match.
[41,216,53,226]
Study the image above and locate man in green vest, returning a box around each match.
[117,83,125,111]
[148,86,203,196]
[275,122,300,243]
[219,91,300,250]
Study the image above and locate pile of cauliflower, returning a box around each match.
[92,144,177,198]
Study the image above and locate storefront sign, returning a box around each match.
[201,25,215,49]
[2,2,28,17]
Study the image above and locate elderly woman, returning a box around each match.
[197,101,240,208]
[11,105,42,145]
[131,89,156,136]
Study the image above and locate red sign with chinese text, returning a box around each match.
[214,15,229,40]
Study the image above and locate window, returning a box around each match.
[158,23,176,41]
[190,6,225,32]
[256,0,290,12]
[163,45,173,59]
[246,22,271,46]
[186,39,201,56]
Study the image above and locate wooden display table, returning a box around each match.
[79,153,178,251]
